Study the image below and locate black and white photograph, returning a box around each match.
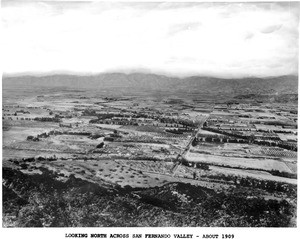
[1,0,299,230]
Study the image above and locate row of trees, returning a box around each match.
[34,117,61,122]
[202,126,297,151]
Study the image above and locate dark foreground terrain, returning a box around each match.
[3,166,296,227]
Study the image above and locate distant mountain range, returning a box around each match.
[2,73,298,95]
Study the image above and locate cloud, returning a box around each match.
[168,22,202,36]
[244,32,254,40]
[260,24,282,34]
[1,1,299,77]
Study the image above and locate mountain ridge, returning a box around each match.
[2,73,298,94]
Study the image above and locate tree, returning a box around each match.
[191,138,197,147]
[96,142,104,148]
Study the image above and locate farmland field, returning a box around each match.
[185,152,293,173]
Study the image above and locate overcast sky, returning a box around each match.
[2,1,299,78]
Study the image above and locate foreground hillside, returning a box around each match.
[3,166,296,227]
